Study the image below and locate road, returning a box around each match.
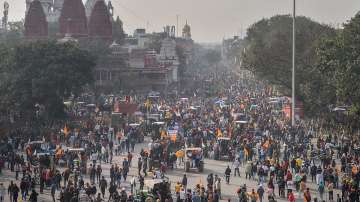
[0,137,339,202]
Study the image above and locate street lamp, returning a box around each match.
[291,0,296,126]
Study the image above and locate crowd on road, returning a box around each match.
[0,71,359,202]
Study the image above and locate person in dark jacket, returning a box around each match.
[225,166,232,184]
[182,174,188,190]
[12,184,19,202]
[99,176,107,198]
[29,189,38,202]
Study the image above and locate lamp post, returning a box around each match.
[291,0,296,126]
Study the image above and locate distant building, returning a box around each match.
[88,0,112,40]
[94,27,184,92]
[24,0,48,39]
[182,21,191,40]
[58,0,88,38]
[22,0,190,93]
[26,0,63,23]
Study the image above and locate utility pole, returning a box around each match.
[292,0,296,126]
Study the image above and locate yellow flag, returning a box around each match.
[145,99,151,109]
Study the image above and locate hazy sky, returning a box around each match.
[1,0,360,42]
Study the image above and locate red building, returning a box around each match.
[88,0,112,40]
[59,0,88,37]
[24,0,48,39]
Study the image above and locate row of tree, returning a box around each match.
[0,41,96,133]
[240,13,360,125]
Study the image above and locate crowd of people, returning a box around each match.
[0,71,359,202]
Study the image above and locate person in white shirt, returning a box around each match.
[91,153,98,165]
[233,158,241,177]
[130,176,136,194]
[180,188,186,201]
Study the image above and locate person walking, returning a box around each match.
[245,162,252,179]
[139,175,144,191]
[318,181,325,201]
[214,178,221,199]
[127,152,133,167]
[20,178,28,201]
[233,158,241,177]
[51,183,56,202]
[137,157,142,175]
[62,168,70,187]
[90,165,96,184]
[108,182,117,201]
[310,164,317,182]
[288,189,295,202]
[142,158,147,177]
[225,166,232,184]
[257,184,264,202]
[328,181,334,202]
[11,184,19,202]
[304,188,311,202]
[96,165,102,184]
[99,176,107,198]
[130,176,136,194]
[182,174,188,191]
[7,181,14,202]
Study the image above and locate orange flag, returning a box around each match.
[64,124,70,137]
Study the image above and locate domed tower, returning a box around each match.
[88,0,112,40]
[59,0,88,38]
[182,21,191,40]
[24,0,48,39]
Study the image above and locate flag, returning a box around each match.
[216,128,223,137]
[161,130,167,138]
[262,140,270,149]
[145,99,151,109]
[64,124,70,137]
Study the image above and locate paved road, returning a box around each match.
[0,138,340,202]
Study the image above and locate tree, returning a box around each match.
[112,16,126,44]
[0,20,25,46]
[316,12,360,124]
[0,41,96,127]
[242,15,336,115]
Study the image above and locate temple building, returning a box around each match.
[88,0,112,40]
[21,0,193,93]
[58,0,88,37]
[26,0,63,22]
[24,0,48,39]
